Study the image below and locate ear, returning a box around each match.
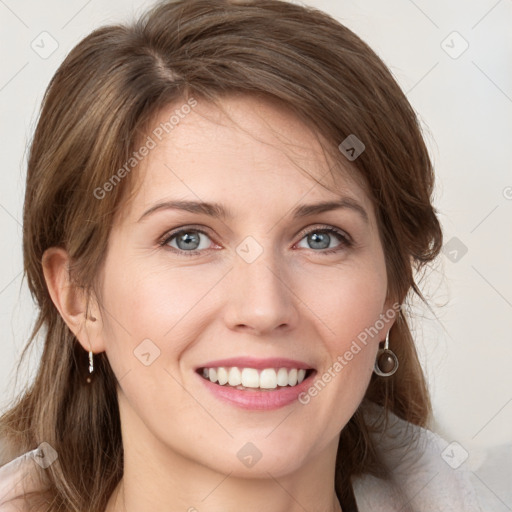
[41,247,106,354]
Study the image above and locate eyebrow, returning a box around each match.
[137,198,369,224]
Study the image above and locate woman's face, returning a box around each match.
[94,94,393,478]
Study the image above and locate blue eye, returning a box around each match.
[159,225,352,257]
[160,228,212,255]
[296,227,352,254]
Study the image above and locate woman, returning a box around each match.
[0,0,483,511]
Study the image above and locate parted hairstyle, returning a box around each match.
[0,0,442,510]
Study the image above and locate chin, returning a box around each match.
[189,433,316,479]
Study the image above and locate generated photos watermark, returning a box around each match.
[298,302,401,405]
[93,97,198,200]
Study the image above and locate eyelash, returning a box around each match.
[158,224,353,257]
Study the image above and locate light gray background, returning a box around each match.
[1,0,511,508]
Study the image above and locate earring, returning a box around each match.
[374,330,399,377]
[86,351,94,384]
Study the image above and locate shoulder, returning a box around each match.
[0,448,47,512]
[352,402,484,512]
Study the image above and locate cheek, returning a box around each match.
[98,256,227,368]
[295,263,388,446]
[295,256,388,346]
[116,266,207,318]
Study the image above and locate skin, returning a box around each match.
[43,94,396,512]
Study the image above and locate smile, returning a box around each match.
[195,357,317,410]
[198,366,313,390]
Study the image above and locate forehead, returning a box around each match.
[121,94,374,222]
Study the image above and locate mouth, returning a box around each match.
[196,366,316,391]
[194,357,317,410]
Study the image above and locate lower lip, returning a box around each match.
[197,371,316,410]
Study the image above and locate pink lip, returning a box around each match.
[196,357,314,371]
[196,364,316,411]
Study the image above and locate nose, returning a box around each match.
[222,243,300,336]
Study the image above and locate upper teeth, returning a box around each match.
[202,367,307,389]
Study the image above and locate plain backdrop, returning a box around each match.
[1,0,511,508]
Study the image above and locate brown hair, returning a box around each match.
[0,0,442,510]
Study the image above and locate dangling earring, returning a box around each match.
[86,351,94,384]
[85,312,97,384]
[374,329,399,377]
